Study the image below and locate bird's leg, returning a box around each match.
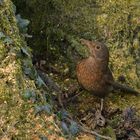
[80,98,105,129]
[100,98,104,112]
[95,98,105,127]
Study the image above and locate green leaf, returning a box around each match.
[0,32,5,39]
[16,14,30,33]
[35,76,47,88]
[61,121,69,134]
[39,135,48,140]
[102,126,116,140]
[3,37,13,45]
[23,89,36,101]
[0,0,4,5]
[69,121,79,136]
[21,47,31,57]
[35,104,52,115]
[57,110,69,120]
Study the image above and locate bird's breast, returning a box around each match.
[76,59,110,97]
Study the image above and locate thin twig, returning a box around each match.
[80,124,112,140]
[66,92,82,103]
[65,113,112,140]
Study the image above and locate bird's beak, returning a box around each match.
[80,39,96,57]
[80,39,91,48]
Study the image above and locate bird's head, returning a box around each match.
[80,39,109,62]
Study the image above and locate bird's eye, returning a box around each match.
[95,45,101,50]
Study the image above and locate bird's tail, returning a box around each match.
[110,81,139,96]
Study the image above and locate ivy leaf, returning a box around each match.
[0,0,4,5]
[69,121,79,136]
[23,67,36,79]
[12,3,16,14]
[61,121,69,134]
[0,32,5,39]
[21,47,31,57]
[35,104,52,115]
[16,14,30,33]
[0,32,13,45]
[23,89,36,102]
[42,105,52,114]
[24,67,32,75]
[23,90,32,99]
[102,126,116,140]
[35,76,47,88]
[23,60,37,79]
[39,135,48,140]
[3,37,13,45]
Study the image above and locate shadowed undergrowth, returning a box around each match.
[0,0,140,139]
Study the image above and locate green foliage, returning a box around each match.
[69,121,79,136]
[13,0,140,85]
[22,59,37,79]
[20,46,31,57]
[39,136,48,140]
[61,120,79,136]
[102,126,116,140]
[16,14,30,33]
[13,0,98,60]
[95,0,140,87]
[96,0,140,44]
[35,75,47,88]
[13,0,140,56]
[8,1,140,139]
[0,31,5,38]
[0,31,13,45]
[23,89,36,101]
[35,104,52,115]
[0,0,4,5]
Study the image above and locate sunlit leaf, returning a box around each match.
[0,0,3,5]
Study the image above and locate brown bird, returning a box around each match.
[76,39,140,126]
[76,39,139,112]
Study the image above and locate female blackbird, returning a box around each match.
[76,39,139,126]
[76,39,139,106]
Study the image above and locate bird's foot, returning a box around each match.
[95,109,105,127]
[80,111,97,130]
[80,109,106,130]
[95,98,106,126]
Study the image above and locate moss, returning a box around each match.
[13,0,140,84]
[11,0,140,138]
[0,0,64,139]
